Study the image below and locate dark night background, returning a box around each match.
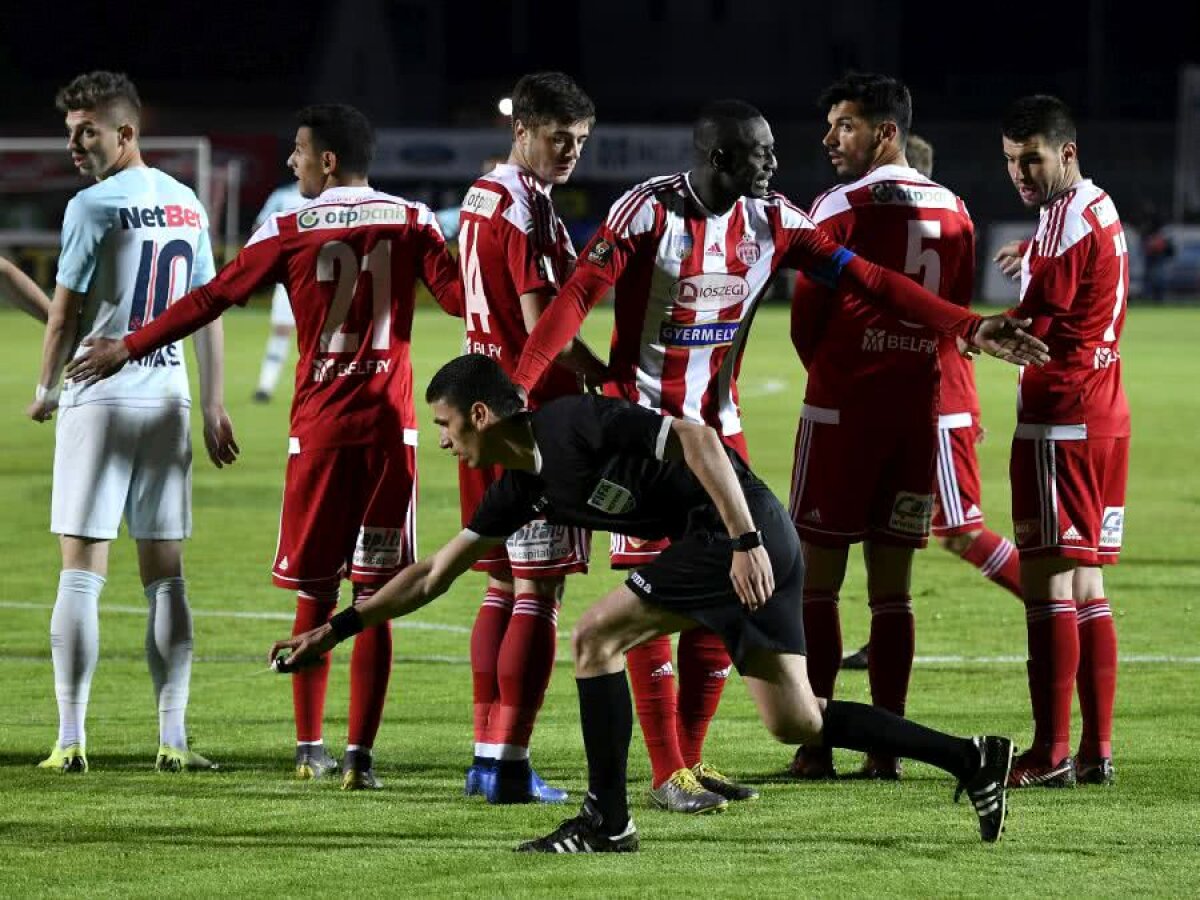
[2,0,1198,263]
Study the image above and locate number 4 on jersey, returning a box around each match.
[316,239,393,352]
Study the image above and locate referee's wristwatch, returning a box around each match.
[732,529,764,552]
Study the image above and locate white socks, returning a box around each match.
[50,570,105,749]
[145,577,193,750]
[256,333,291,394]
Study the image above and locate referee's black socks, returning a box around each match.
[576,671,634,835]
[822,700,978,779]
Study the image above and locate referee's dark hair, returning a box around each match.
[426,354,525,418]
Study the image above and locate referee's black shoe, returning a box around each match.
[955,736,1015,843]
[515,795,639,853]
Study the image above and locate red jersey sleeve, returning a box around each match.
[504,190,560,296]
[1016,229,1089,338]
[512,189,656,393]
[415,206,464,317]
[124,226,284,359]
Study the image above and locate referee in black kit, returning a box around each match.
[271,354,1015,851]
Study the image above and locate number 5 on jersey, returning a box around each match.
[316,239,393,352]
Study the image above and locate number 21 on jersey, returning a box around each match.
[316,239,393,352]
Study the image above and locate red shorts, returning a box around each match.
[1010,426,1128,564]
[931,413,986,537]
[459,460,589,579]
[610,430,749,569]
[272,436,418,592]
[788,403,936,549]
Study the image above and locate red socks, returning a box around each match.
[627,635,685,786]
[802,590,841,699]
[292,591,337,743]
[867,593,914,716]
[675,629,732,767]
[960,529,1023,599]
[1024,600,1079,763]
[1077,598,1117,759]
[490,592,559,756]
[469,588,514,746]
[347,586,393,750]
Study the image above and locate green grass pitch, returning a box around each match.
[1,302,1198,897]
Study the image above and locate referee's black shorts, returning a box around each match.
[624,483,805,673]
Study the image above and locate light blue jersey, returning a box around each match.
[253,183,305,229]
[57,166,215,407]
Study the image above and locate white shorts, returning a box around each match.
[270,284,295,328]
[51,403,193,540]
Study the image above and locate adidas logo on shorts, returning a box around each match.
[1061,525,1084,542]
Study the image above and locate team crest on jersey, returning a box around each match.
[670,234,694,259]
[735,239,760,265]
[587,238,613,267]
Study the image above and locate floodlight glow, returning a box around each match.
[498,97,513,116]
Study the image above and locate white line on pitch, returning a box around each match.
[2,601,1197,665]
[0,600,470,634]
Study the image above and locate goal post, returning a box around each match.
[0,136,218,286]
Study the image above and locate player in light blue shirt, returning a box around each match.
[28,71,238,775]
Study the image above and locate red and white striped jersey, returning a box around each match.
[793,164,977,415]
[457,163,578,405]
[587,172,844,436]
[1015,179,1130,437]
[124,185,463,450]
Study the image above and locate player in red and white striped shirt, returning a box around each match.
[515,99,1048,809]
[998,96,1127,788]
[456,72,607,804]
[68,105,465,789]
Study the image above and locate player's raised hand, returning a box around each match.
[269,624,337,673]
[993,240,1025,280]
[730,545,774,612]
[203,405,240,468]
[972,316,1049,366]
[65,336,130,385]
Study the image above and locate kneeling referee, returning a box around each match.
[272,354,1015,850]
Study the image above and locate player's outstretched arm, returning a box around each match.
[665,420,774,611]
[269,531,496,670]
[0,258,51,324]
[839,255,1049,366]
[191,319,240,468]
[28,284,84,422]
[518,291,609,391]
